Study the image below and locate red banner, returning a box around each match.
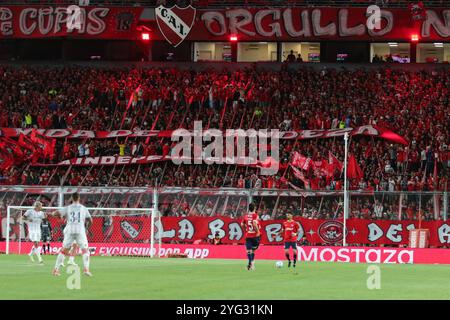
[31,155,173,167]
[0,125,408,145]
[0,242,450,264]
[187,7,450,42]
[0,6,448,42]
[0,186,374,198]
[3,242,450,265]
[40,216,450,247]
[0,6,143,39]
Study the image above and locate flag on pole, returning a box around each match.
[290,164,310,188]
[347,154,364,180]
[30,129,56,159]
[0,148,13,171]
[0,137,25,164]
[433,158,440,219]
[18,133,42,163]
[325,151,343,177]
[257,156,279,169]
[291,151,312,171]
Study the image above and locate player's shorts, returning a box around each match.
[62,233,88,250]
[245,236,261,251]
[41,233,51,242]
[29,232,41,242]
[284,242,297,250]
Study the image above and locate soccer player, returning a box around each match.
[279,213,300,268]
[51,193,93,277]
[41,217,52,255]
[22,201,46,264]
[240,203,261,271]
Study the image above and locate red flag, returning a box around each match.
[257,156,279,169]
[364,145,373,159]
[30,129,56,159]
[312,159,329,177]
[119,85,142,128]
[188,95,194,106]
[18,133,42,163]
[373,126,408,146]
[329,151,343,170]
[347,154,364,180]
[0,137,25,163]
[291,151,312,171]
[0,148,13,171]
[325,151,343,177]
[290,164,310,187]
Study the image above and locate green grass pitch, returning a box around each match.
[1,254,450,299]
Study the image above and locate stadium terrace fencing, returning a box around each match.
[0,186,447,221]
[1,0,448,8]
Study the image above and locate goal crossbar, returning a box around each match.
[6,206,161,257]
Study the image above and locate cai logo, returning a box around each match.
[155,5,196,47]
[318,221,346,244]
[120,220,142,239]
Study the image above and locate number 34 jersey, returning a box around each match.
[61,204,91,235]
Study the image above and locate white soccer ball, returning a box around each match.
[275,261,284,268]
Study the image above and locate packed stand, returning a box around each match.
[0,64,448,219]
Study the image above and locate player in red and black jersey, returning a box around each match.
[279,213,300,268]
[240,203,261,271]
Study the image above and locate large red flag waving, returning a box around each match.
[347,154,364,180]
[0,137,25,164]
[323,152,343,177]
[30,129,56,159]
[18,133,42,163]
[0,149,13,171]
[291,151,312,171]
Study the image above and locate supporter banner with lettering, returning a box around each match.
[186,7,450,42]
[32,216,450,247]
[0,185,374,197]
[0,125,408,145]
[0,6,143,39]
[30,155,173,167]
[29,155,289,168]
[0,6,448,41]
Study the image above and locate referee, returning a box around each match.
[41,217,52,255]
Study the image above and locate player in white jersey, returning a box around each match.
[50,193,93,277]
[22,201,46,264]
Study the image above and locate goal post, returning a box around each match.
[5,206,161,257]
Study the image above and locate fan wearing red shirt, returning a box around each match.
[279,213,300,268]
[240,203,261,271]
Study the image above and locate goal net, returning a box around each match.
[5,206,162,258]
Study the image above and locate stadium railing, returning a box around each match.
[0,186,447,221]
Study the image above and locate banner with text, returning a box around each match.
[0,6,448,41]
[3,242,450,264]
[20,216,450,247]
[0,125,408,145]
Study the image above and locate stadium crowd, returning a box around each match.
[0,64,448,219]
